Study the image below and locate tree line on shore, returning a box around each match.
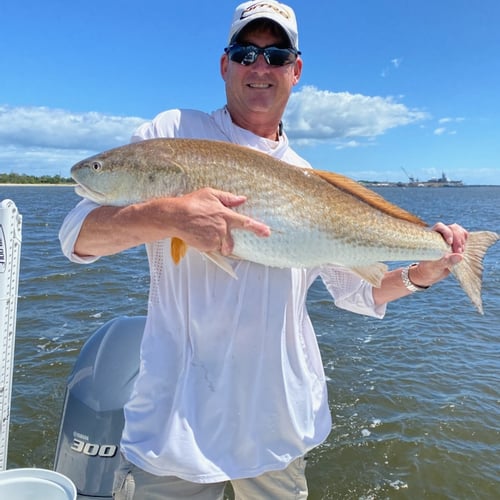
[0,173,74,184]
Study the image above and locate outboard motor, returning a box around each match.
[54,316,146,499]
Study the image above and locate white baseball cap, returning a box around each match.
[228,1,299,50]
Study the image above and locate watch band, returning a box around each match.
[401,263,430,292]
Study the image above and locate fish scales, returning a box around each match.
[71,138,499,313]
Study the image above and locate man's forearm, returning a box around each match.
[74,203,161,257]
[73,188,271,259]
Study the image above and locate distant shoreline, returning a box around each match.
[360,183,499,188]
[0,183,74,187]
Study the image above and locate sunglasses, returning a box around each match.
[224,43,301,67]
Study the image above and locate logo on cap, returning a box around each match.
[240,2,292,21]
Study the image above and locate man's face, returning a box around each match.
[221,28,302,134]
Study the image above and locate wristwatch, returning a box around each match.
[401,263,430,292]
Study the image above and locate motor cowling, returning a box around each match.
[54,316,145,498]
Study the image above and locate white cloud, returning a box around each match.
[335,140,365,150]
[391,57,403,68]
[434,116,465,136]
[438,116,465,125]
[0,105,147,175]
[381,57,403,77]
[284,85,429,146]
[0,105,145,150]
[0,92,430,175]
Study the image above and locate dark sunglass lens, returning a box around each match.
[228,45,256,65]
[266,48,295,66]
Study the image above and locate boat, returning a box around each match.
[54,315,146,499]
[401,169,464,187]
[359,171,464,188]
[1,199,141,498]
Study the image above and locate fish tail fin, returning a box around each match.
[452,231,499,314]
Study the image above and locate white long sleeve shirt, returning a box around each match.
[59,107,386,483]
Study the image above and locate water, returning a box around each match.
[1,185,499,499]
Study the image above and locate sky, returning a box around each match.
[1,0,499,185]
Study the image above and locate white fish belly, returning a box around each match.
[231,229,446,269]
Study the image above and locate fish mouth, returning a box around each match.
[74,183,107,204]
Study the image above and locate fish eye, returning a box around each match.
[91,161,102,171]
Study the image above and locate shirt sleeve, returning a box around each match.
[59,198,101,264]
[319,265,387,319]
[130,109,183,142]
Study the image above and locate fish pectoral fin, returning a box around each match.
[350,263,388,287]
[171,237,189,264]
[204,252,238,279]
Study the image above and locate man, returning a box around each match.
[59,1,467,498]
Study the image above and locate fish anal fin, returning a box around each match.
[350,263,388,287]
[312,169,427,227]
[171,237,188,264]
[204,252,238,279]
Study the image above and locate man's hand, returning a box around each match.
[408,222,469,287]
[373,222,469,306]
[167,188,270,255]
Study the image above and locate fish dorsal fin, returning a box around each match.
[311,169,427,226]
